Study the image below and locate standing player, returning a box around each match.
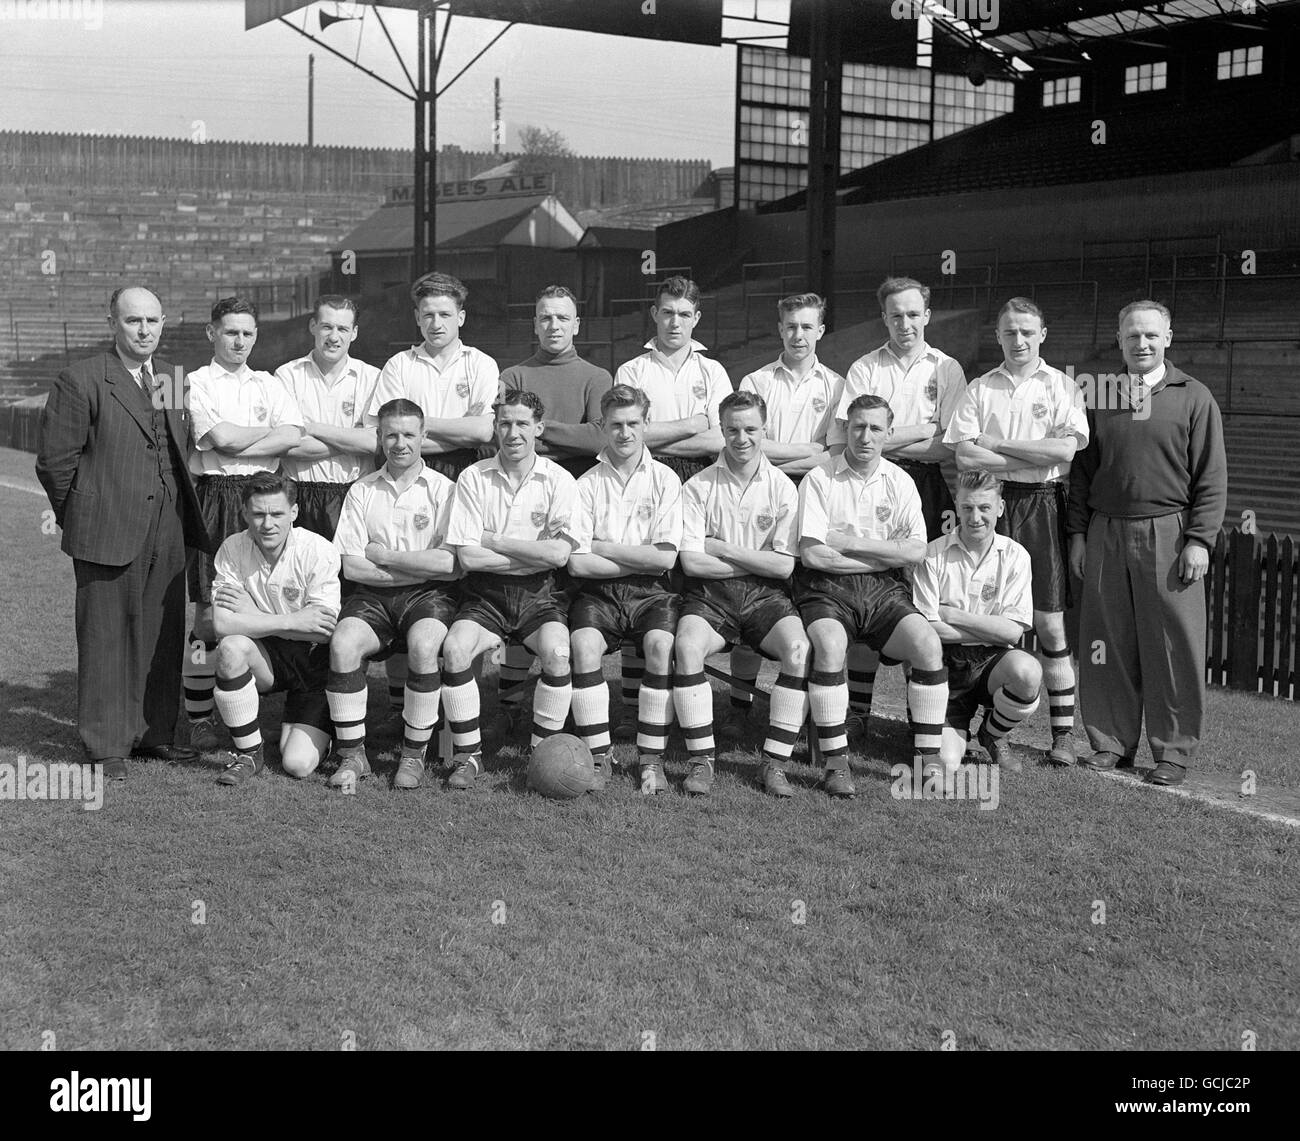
[567,385,682,793]
[495,284,612,718]
[724,291,844,729]
[834,277,967,735]
[912,471,1041,777]
[366,273,498,482]
[438,389,579,789]
[184,297,304,752]
[945,297,1089,767]
[673,391,809,798]
[209,473,339,786]
[324,399,458,791]
[796,394,949,797]
[614,275,730,718]
[276,295,382,540]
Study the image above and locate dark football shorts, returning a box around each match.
[292,480,351,541]
[454,570,570,643]
[794,566,920,651]
[424,448,482,482]
[569,573,680,653]
[188,473,260,605]
[895,458,956,543]
[655,455,709,484]
[998,480,1069,612]
[258,635,332,732]
[943,643,1011,732]
[680,574,800,652]
[339,582,459,659]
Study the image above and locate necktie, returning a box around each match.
[140,363,154,395]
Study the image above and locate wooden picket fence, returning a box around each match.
[1207,527,1298,700]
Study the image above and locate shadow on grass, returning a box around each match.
[1,672,85,764]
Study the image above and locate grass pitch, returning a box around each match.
[1,448,1297,1050]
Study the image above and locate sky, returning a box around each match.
[0,0,791,165]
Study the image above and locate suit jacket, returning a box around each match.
[35,351,213,565]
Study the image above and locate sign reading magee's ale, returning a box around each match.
[385,173,554,206]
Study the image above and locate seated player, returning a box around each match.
[912,471,1041,778]
[567,385,682,794]
[945,297,1088,766]
[673,390,809,799]
[795,394,949,798]
[438,389,579,789]
[325,399,458,791]
[209,473,340,786]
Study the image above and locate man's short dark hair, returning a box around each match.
[998,296,1044,325]
[412,272,468,309]
[109,286,159,319]
[720,389,767,425]
[242,471,296,507]
[600,383,650,421]
[210,296,259,325]
[956,470,1003,499]
[778,292,826,324]
[877,276,930,310]
[313,295,359,322]
[376,398,425,425]
[495,387,544,422]
[535,284,578,307]
[654,275,701,310]
[845,392,894,427]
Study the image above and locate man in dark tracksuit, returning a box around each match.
[1068,300,1227,786]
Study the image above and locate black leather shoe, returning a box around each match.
[1146,761,1187,787]
[100,758,128,781]
[1082,750,1124,771]
[132,743,199,762]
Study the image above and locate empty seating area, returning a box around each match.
[0,184,381,398]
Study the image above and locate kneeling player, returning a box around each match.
[567,385,682,793]
[912,471,1041,777]
[674,391,809,798]
[326,399,458,790]
[210,473,340,786]
[439,389,579,789]
[796,394,948,797]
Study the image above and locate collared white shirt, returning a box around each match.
[213,526,341,618]
[333,460,458,582]
[837,342,966,431]
[115,348,156,394]
[739,355,846,447]
[614,339,732,430]
[912,530,1034,645]
[276,353,382,484]
[365,342,499,451]
[681,453,799,561]
[445,453,579,574]
[798,454,926,566]
[944,359,1090,483]
[571,447,683,556]
[188,360,304,476]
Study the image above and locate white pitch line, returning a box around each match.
[0,478,44,497]
[1093,768,1300,829]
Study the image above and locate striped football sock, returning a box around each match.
[326,667,369,751]
[1041,646,1076,736]
[762,671,808,765]
[531,671,572,748]
[571,669,611,754]
[672,670,715,757]
[440,665,481,755]
[402,669,441,757]
[986,686,1040,740]
[637,671,672,756]
[214,669,261,753]
[808,668,848,766]
[847,644,879,715]
[909,666,949,758]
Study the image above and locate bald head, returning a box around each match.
[108,287,164,365]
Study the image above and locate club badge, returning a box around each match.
[413,509,431,531]
[253,404,268,423]
[283,584,301,605]
[692,380,707,401]
[1032,402,1048,419]
[456,381,470,399]
[981,582,996,603]
[876,504,892,522]
[342,400,355,420]
[756,511,774,531]
[531,509,548,530]
[925,380,938,404]
[636,500,654,521]
[811,396,826,414]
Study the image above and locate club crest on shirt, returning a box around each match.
[456,381,471,399]
[636,499,654,521]
[925,380,938,404]
[253,404,268,423]
[413,509,431,531]
[756,511,774,531]
[1032,402,1048,419]
[875,504,892,523]
[691,379,707,401]
[342,400,355,420]
[981,582,996,603]
[531,509,548,530]
[283,584,301,605]
[811,395,826,414]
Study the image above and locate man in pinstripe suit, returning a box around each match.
[36,286,213,781]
